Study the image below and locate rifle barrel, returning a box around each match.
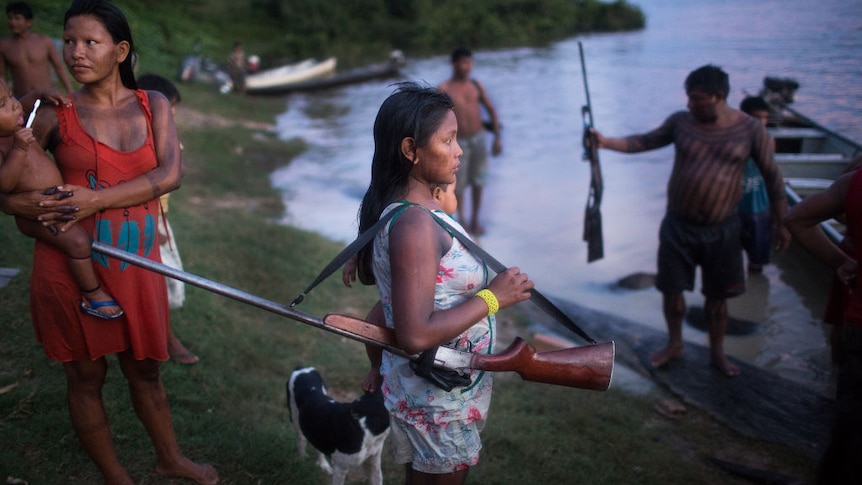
[578,41,594,127]
[90,242,411,358]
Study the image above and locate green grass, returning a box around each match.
[0,86,818,483]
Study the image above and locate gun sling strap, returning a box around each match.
[291,202,597,345]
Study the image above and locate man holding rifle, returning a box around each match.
[593,65,790,376]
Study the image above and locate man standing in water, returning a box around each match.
[593,65,789,376]
[0,2,73,98]
[439,47,502,235]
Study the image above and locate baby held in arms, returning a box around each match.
[0,80,123,320]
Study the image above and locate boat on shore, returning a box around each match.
[244,57,337,94]
[760,77,862,242]
[245,51,405,96]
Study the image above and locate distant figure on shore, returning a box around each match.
[226,41,245,93]
[0,1,73,97]
[738,96,775,273]
[593,65,789,377]
[784,169,862,484]
[439,47,501,236]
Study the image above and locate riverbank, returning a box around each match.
[23,0,643,80]
[0,84,818,484]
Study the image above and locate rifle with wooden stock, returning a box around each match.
[579,41,604,263]
[92,242,614,391]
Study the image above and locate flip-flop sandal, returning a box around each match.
[80,299,125,320]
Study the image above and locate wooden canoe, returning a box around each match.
[762,77,862,243]
[244,57,337,93]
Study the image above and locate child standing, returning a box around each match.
[0,80,122,319]
[136,73,198,365]
[739,96,775,272]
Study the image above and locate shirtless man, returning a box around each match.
[0,2,73,98]
[593,65,790,376]
[439,47,501,235]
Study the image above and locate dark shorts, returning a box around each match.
[656,213,745,299]
[740,211,772,266]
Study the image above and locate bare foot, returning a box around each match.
[654,398,687,420]
[470,222,486,236]
[103,470,135,485]
[649,343,684,368]
[711,355,741,377]
[156,457,219,485]
[82,286,123,318]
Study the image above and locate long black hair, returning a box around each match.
[356,82,454,284]
[64,0,137,90]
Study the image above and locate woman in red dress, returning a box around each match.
[3,1,217,483]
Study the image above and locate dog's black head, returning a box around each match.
[287,366,327,412]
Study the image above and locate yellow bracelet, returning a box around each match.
[476,289,499,316]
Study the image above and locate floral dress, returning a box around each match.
[372,201,495,472]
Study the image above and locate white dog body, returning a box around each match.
[287,367,390,485]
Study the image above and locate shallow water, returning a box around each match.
[269,0,862,394]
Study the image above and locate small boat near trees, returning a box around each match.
[761,77,862,242]
[245,51,405,96]
[244,57,338,94]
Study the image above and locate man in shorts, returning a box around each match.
[439,47,502,235]
[593,65,790,376]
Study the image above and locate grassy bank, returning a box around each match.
[0,82,818,483]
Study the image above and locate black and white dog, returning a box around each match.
[286,367,390,485]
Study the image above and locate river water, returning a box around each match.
[269,0,862,394]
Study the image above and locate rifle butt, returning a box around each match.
[585,208,604,263]
[474,338,614,391]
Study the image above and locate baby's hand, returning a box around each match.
[13,127,35,152]
[342,253,359,287]
[361,367,383,393]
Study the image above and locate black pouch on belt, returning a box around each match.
[409,346,472,392]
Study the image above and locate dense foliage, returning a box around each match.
[244,0,645,64]
[21,0,644,75]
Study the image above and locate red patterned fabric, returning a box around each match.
[30,91,169,362]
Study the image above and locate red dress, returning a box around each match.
[30,90,169,362]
